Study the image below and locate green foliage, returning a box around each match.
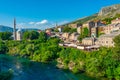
[54,29,59,32]
[72,67,79,74]
[83,27,89,37]
[41,51,55,62]
[113,34,120,48]
[77,35,83,42]
[63,26,77,33]
[102,18,112,24]
[102,14,120,25]
[57,46,120,79]
[48,37,61,45]
[0,32,12,40]
[39,32,47,42]
[77,27,89,42]
[0,41,8,54]
[98,32,104,37]
[70,28,77,33]
[114,64,120,80]
[2,30,120,79]
[5,37,61,62]
[23,31,39,40]
[63,26,71,32]
[72,14,97,24]
[113,34,120,61]
[115,14,120,18]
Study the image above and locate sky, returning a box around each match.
[0,0,120,29]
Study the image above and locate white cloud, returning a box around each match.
[36,22,42,25]
[36,20,48,25]
[18,20,69,30]
[29,22,35,25]
[40,20,48,24]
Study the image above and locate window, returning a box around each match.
[111,41,114,44]
[106,41,108,43]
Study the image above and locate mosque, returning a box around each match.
[13,18,22,41]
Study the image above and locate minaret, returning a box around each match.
[55,22,58,27]
[14,18,17,40]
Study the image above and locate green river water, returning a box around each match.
[0,55,96,80]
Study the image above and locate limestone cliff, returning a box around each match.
[98,4,120,17]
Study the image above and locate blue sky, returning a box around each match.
[0,0,120,29]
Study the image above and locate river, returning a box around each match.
[0,55,96,80]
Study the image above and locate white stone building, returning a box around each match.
[16,28,22,41]
[96,32,120,47]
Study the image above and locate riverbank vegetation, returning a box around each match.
[0,31,120,80]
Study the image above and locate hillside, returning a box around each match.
[98,4,120,17]
[61,13,98,26]
[71,13,98,24]
[61,4,120,27]
[0,25,13,32]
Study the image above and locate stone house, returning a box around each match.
[96,32,120,47]
[82,21,105,37]
[98,26,105,34]
[82,37,95,45]
[69,23,82,28]
[111,18,120,24]
[112,23,120,32]
[103,23,120,34]
[69,32,79,41]
[62,33,70,40]
[103,24,114,34]
[77,26,82,34]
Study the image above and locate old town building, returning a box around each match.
[111,18,120,24]
[69,23,82,28]
[96,32,120,47]
[82,37,95,45]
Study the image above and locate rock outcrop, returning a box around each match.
[98,4,120,17]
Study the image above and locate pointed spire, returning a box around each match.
[55,22,58,27]
[14,18,16,40]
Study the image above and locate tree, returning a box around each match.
[70,28,77,33]
[77,35,84,43]
[83,27,89,37]
[113,34,120,48]
[102,18,113,24]
[63,26,77,33]
[41,51,55,62]
[0,41,8,54]
[26,44,35,56]
[0,32,12,40]
[77,27,89,42]
[23,31,39,40]
[63,26,71,32]
[39,32,47,42]
[113,34,120,61]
